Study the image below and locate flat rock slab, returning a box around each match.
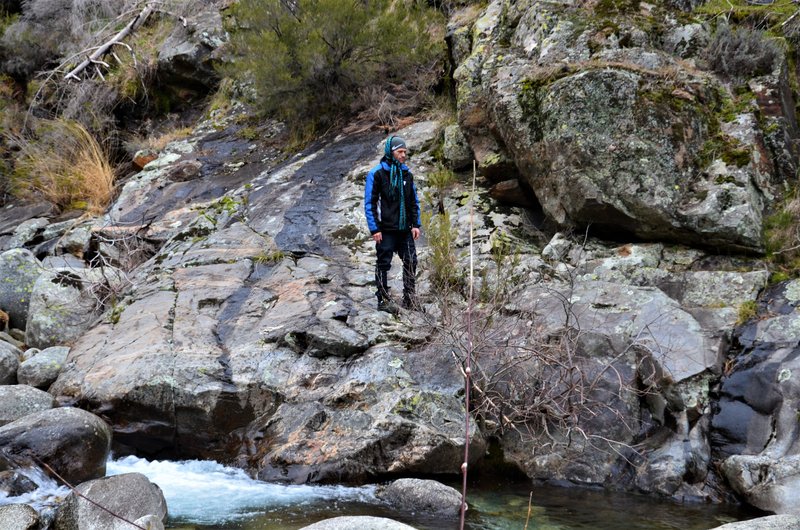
[710,515,800,530]
[299,516,417,530]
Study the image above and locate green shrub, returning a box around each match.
[226,0,445,128]
[422,209,461,292]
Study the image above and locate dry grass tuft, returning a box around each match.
[10,119,115,214]
[144,126,194,152]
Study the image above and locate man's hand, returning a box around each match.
[373,232,382,243]
[411,227,420,240]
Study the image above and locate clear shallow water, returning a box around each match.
[105,457,761,530]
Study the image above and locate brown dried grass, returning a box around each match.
[10,119,115,214]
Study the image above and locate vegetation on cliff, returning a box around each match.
[225,0,446,131]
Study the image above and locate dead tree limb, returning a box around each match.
[64,2,155,81]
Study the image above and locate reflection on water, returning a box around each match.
[462,479,761,530]
[105,457,760,530]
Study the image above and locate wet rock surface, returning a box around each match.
[53,472,167,530]
[377,478,462,518]
[299,516,417,530]
[714,280,800,514]
[0,407,111,485]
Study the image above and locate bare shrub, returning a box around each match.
[9,118,115,213]
[0,0,129,79]
[703,23,782,80]
[60,80,121,136]
[765,190,800,274]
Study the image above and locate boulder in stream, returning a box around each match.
[53,472,167,530]
[299,516,417,530]
[377,478,463,518]
[0,407,111,485]
[0,504,40,530]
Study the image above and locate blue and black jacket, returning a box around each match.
[364,157,421,234]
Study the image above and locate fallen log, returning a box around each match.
[64,2,155,82]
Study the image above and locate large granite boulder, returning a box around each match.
[377,478,462,518]
[0,341,20,384]
[452,0,794,252]
[0,384,57,426]
[157,2,227,93]
[17,346,70,389]
[53,472,167,530]
[0,504,40,530]
[25,267,127,349]
[0,249,42,329]
[716,279,800,515]
[0,407,112,485]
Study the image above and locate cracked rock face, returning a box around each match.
[451,0,795,252]
[714,280,800,514]
[45,103,774,497]
[50,119,481,482]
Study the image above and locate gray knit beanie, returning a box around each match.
[390,136,407,151]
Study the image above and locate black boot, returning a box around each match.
[378,297,401,315]
[376,269,399,314]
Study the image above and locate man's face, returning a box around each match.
[392,147,408,164]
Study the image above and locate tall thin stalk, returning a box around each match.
[459,160,477,529]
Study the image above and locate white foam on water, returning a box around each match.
[106,455,377,524]
[0,466,70,513]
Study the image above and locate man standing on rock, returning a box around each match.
[364,136,421,314]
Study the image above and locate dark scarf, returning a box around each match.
[384,136,407,230]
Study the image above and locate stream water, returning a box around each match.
[95,456,762,530]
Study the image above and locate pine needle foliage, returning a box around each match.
[226,0,445,128]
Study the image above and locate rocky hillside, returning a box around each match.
[1,0,800,523]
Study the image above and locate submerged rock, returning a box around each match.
[377,478,463,518]
[710,515,800,530]
[0,470,37,496]
[299,516,416,530]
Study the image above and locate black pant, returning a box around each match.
[375,230,417,302]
